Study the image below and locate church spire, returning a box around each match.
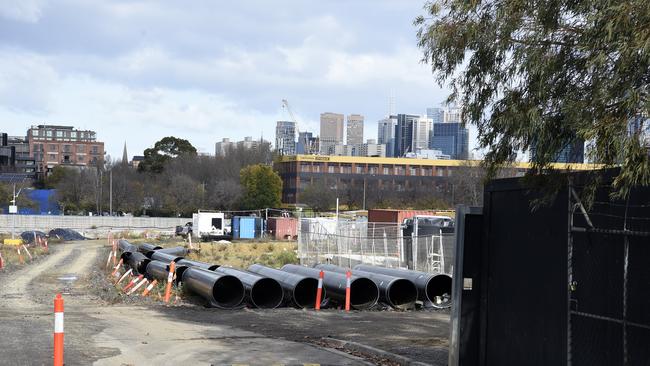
[122,142,128,165]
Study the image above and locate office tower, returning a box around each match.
[297,132,319,155]
[444,106,462,123]
[275,121,296,155]
[427,107,445,124]
[377,116,397,157]
[319,112,344,155]
[394,114,419,157]
[430,123,470,160]
[346,114,364,146]
[529,138,585,163]
[413,116,433,151]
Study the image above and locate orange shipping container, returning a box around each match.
[368,209,437,224]
[267,217,298,240]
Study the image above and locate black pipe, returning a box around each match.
[120,251,151,275]
[150,251,183,264]
[214,267,284,309]
[158,246,188,256]
[138,243,163,257]
[314,264,417,310]
[248,264,321,309]
[145,260,188,285]
[353,264,452,308]
[118,239,138,253]
[176,258,220,271]
[281,264,379,310]
[182,267,245,309]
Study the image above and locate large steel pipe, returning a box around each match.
[158,246,188,256]
[176,258,220,271]
[182,267,245,309]
[281,264,379,310]
[150,251,183,263]
[314,264,417,310]
[353,265,452,308]
[118,239,138,254]
[121,251,151,274]
[145,260,187,285]
[138,243,163,257]
[248,264,321,308]
[215,267,283,309]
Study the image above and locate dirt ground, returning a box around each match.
[0,240,450,365]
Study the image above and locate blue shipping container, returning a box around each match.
[232,216,263,239]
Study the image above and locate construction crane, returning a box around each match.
[281,99,301,135]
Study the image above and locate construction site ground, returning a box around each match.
[0,240,450,365]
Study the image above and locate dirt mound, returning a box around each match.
[48,228,87,241]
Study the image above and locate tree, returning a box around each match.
[300,179,336,211]
[415,0,650,199]
[239,164,282,209]
[138,136,197,173]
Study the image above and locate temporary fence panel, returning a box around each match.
[297,218,454,274]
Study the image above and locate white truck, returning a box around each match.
[192,211,231,241]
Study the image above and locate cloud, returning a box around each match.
[0,0,48,23]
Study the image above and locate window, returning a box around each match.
[71,131,77,138]
[77,156,84,162]
[423,167,432,176]
[355,166,364,174]
[300,163,310,173]
[46,130,52,137]
[91,145,99,154]
[328,166,334,173]
[77,145,85,153]
[63,145,72,153]
[383,167,390,175]
[368,165,378,174]
[395,166,405,175]
[313,163,322,173]
[48,154,56,160]
[49,144,56,151]
[341,164,352,174]
[410,167,417,176]
[56,130,63,137]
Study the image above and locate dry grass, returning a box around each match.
[0,242,50,270]
[187,241,298,269]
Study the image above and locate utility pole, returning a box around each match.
[362,177,367,211]
[109,169,113,216]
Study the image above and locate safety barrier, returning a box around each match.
[53,293,64,366]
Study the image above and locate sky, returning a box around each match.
[0,0,468,159]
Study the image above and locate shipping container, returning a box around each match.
[267,217,297,240]
[232,216,263,239]
[368,209,436,224]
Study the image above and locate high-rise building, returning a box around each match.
[346,114,364,145]
[427,107,445,124]
[296,132,319,155]
[413,116,433,151]
[27,125,104,176]
[215,138,235,156]
[378,116,397,157]
[275,121,296,155]
[320,112,344,155]
[430,123,469,160]
[394,114,419,157]
[529,138,585,163]
[444,106,462,123]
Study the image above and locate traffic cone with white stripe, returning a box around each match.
[53,293,64,366]
[141,279,158,297]
[315,270,324,310]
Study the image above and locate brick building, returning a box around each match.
[26,125,104,176]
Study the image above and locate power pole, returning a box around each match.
[109,169,113,216]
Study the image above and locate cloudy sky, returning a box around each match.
[0,0,460,159]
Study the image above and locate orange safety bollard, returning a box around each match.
[115,268,133,286]
[315,270,324,310]
[128,278,148,295]
[164,261,176,303]
[123,274,144,293]
[0,252,4,270]
[345,271,351,312]
[111,258,124,277]
[17,247,24,265]
[53,293,64,366]
[22,245,32,261]
[141,279,158,297]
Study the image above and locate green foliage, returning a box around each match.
[44,166,68,189]
[415,0,650,199]
[138,136,197,173]
[239,164,282,209]
[300,179,336,211]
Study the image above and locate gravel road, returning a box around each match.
[0,240,449,365]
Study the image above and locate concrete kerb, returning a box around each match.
[319,337,433,366]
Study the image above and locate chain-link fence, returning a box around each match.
[297,218,454,274]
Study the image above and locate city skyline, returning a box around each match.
[0,1,462,160]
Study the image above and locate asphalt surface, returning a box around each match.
[0,240,450,365]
